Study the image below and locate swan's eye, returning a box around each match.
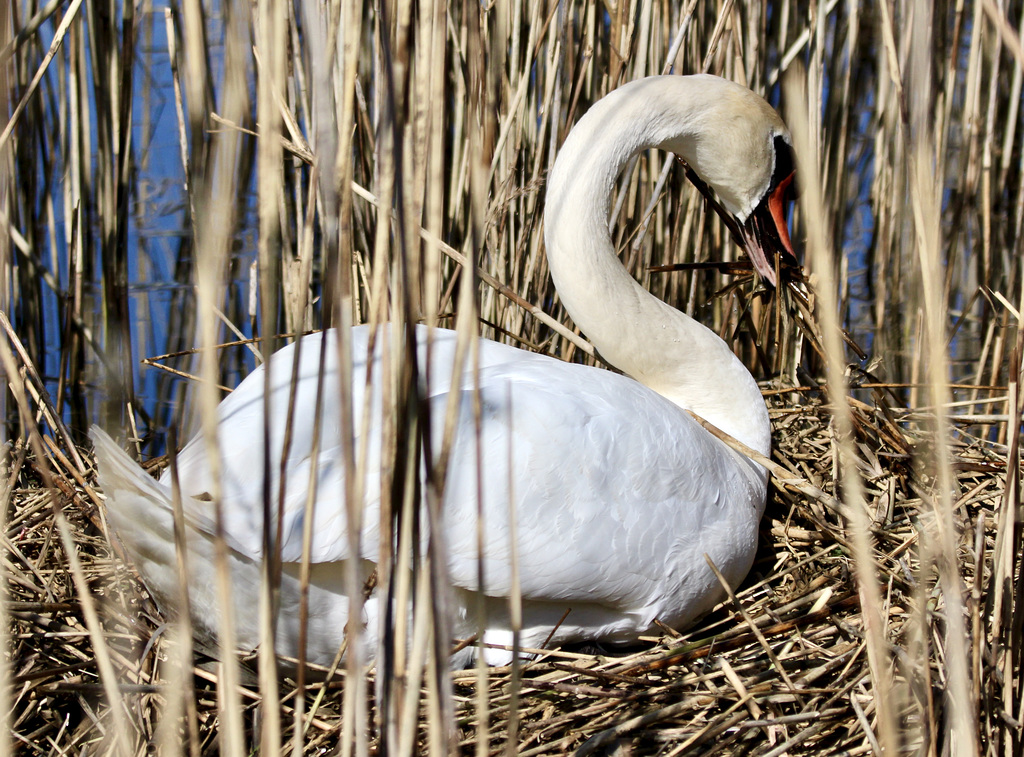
[770,135,799,198]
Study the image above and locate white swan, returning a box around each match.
[92,74,797,669]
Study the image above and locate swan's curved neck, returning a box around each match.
[544,76,770,455]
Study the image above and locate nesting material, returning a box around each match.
[6,382,1014,754]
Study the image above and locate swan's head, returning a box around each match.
[545,75,799,288]
[651,75,799,286]
[729,131,798,287]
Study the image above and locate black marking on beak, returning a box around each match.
[741,166,798,287]
[678,143,799,288]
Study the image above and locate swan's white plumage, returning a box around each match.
[92,74,791,668]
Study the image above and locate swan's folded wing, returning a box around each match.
[159,325,535,564]
[437,356,765,616]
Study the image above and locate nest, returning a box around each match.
[7,379,1015,755]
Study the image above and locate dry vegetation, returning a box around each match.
[2,0,1024,754]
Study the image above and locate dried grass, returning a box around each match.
[5,358,1018,754]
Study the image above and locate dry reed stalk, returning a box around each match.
[785,67,900,753]
[905,2,976,750]
[177,0,253,752]
[252,0,287,747]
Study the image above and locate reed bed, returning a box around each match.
[5,357,1019,754]
[3,0,1024,755]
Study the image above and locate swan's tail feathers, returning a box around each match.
[90,426,174,518]
[89,426,191,615]
[89,425,254,656]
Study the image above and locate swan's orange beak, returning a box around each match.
[741,170,798,287]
